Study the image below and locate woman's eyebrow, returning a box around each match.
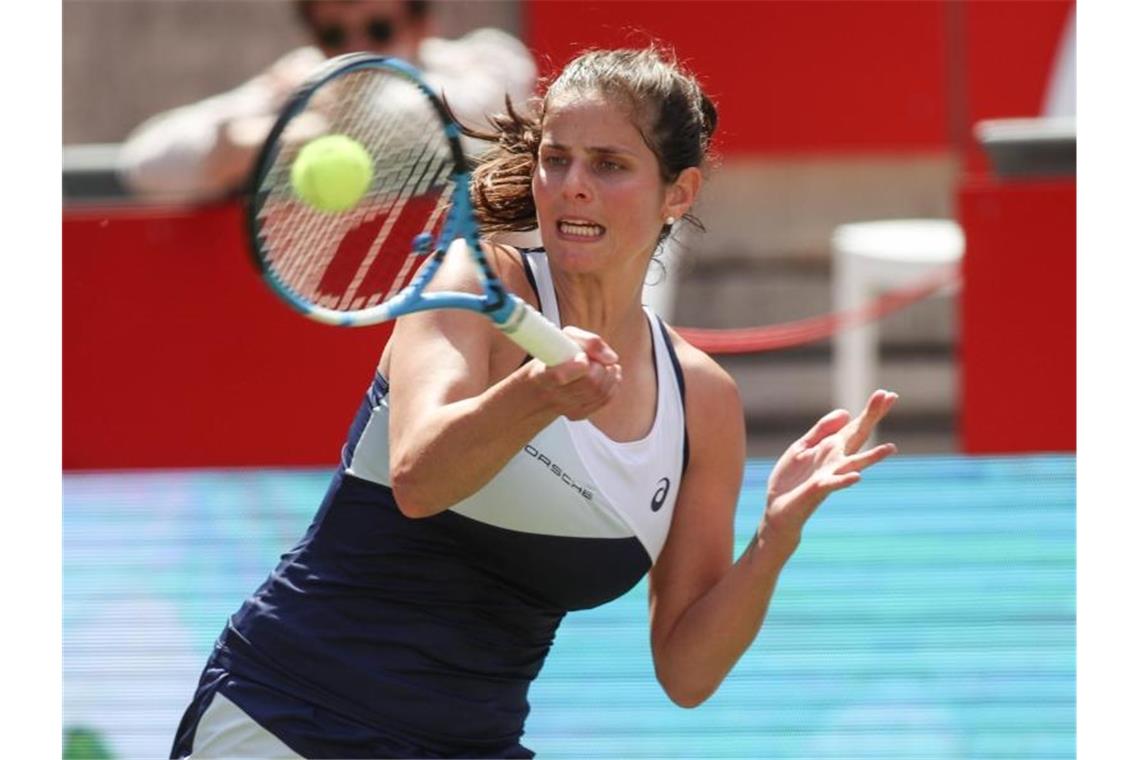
[540,141,637,157]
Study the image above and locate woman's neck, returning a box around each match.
[550,268,649,357]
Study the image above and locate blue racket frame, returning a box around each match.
[246,54,514,329]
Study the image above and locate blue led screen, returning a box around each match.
[63,455,1074,759]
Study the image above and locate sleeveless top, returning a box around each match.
[200,250,689,757]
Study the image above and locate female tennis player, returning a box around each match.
[172,46,897,759]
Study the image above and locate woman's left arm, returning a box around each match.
[648,342,897,708]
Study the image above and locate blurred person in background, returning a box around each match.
[118,0,536,202]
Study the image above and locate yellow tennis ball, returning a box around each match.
[290,134,374,212]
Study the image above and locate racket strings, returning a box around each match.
[339,102,451,308]
[297,72,416,308]
[381,183,453,305]
[291,71,434,306]
[255,68,456,312]
[288,74,376,303]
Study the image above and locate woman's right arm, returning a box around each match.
[384,245,620,518]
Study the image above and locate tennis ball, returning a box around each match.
[291,134,374,213]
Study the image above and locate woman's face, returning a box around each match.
[532,91,678,276]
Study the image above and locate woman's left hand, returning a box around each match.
[760,389,899,550]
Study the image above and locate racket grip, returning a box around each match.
[498,296,581,366]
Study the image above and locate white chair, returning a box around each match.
[831,219,964,420]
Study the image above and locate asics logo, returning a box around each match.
[650,478,670,512]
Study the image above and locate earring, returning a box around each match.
[665,216,676,226]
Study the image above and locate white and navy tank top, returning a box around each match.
[347,249,687,565]
[179,250,688,759]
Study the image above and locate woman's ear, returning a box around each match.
[663,166,702,223]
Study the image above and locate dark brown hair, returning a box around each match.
[462,46,718,236]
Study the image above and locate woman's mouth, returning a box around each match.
[557,218,606,241]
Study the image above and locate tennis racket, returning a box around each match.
[246,53,578,366]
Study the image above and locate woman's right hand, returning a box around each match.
[528,326,622,420]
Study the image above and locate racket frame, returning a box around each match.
[246,54,578,365]
[247,54,521,332]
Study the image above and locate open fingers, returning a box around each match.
[800,408,852,450]
[780,468,863,517]
[824,470,863,491]
[844,390,899,453]
[834,442,897,475]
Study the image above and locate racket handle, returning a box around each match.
[498,296,581,366]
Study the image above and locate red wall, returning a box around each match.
[958,178,1076,453]
[525,0,1072,165]
[528,0,950,153]
[63,1,1074,469]
[63,204,392,469]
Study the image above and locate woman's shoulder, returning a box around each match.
[661,324,736,389]
[661,323,743,427]
[483,239,543,304]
